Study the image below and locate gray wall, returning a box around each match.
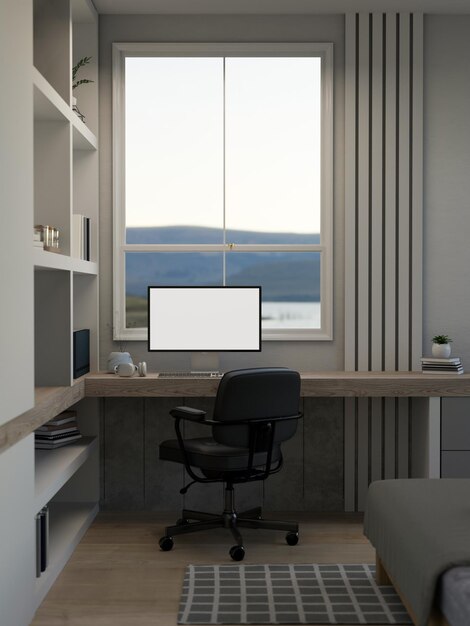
[98,14,345,372]
[423,15,470,365]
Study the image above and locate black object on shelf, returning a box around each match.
[35,505,49,576]
[73,329,90,378]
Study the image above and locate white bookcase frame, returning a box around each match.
[32,0,100,615]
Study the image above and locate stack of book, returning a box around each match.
[72,214,91,261]
[421,357,464,375]
[35,410,82,449]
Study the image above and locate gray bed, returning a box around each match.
[364,479,470,626]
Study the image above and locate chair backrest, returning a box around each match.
[212,367,301,448]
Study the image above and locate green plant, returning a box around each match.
[72,56,94,90]
[432,334,452,344]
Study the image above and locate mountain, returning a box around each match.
[125,226,321,302]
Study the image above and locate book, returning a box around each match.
[36,420,77,430]
[421,357,461,364]
[35,430,80,441]
[423,368,464,376]
[46,411,77,426]
[35,425,79,436]
[35,434,82,449]
[72,214,82,259]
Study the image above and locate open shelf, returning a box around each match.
[33,248,71,272]
[33,249,98,275]
[33,68,70,122]
[35,501,98,606]
[72,258,98,276]
[35,437,97,512]
[72,118,98,151]
[33,67,98,150]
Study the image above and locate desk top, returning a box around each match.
[85,371,470,398]
[3,371,470,454]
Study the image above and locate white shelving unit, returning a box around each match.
[34,436,97,512]
[32,0,100,614]
[33,0,99,388]
[35,501,99,607]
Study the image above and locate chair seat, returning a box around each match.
[159,437,281,472]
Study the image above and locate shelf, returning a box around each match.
[33,248,70,271]
[35,501,98,607]
[72,258,98,275]
[35,437,97,512]
[33,67,70,123]
[72,117,98,151]
[33,67,98,151]
[33,249,98,275]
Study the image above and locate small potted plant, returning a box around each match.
[432,334,452,358]
[72,56,94,122]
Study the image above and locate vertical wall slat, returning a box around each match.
[398,13,411,371]
[369,13,385,483]
[355,13,371,511]
[411,13,424,370]
[344,11,423,509]
[345,12,357,373]
[397,13,411,476]
[384,13,398,373]
[344,13,358,511]
[357,12,371,372]
[370,13,384,372]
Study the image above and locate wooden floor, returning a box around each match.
[32,512,377,626]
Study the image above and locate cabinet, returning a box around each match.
[31,0,100,615]
[441,398,470,477]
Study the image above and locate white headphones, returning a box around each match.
[114,361,147,377]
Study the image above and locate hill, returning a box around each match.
[126,226,321,302]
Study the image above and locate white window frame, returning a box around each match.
[113,42,333,342]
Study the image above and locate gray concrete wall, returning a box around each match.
[101,397,344,511]
[98,14,345,372]
[423,15,470,363]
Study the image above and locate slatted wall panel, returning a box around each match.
[344,13,423,511]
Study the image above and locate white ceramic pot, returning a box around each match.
[432,343,451,358]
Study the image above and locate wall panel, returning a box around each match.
[344,13,423,510]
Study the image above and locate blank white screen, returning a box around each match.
[148,287,261,351]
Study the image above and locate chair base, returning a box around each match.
[159,485,299,560]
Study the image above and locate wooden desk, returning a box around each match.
[3,371,470,453]
[84,371,470,398]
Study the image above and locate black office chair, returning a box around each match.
[158,367,302,561]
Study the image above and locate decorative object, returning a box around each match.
[34,224,60,253]
[72,56,93,122]
[432,334,452,358]
[178,563,411,625]
[107,351,133,372]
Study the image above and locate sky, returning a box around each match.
[125,56,322,235]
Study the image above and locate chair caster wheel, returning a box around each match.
[229,545,245,561]
[286,531,299,546]
[176,518,189,526]
[159,536,174,551]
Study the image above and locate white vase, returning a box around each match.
[432,343,451,358]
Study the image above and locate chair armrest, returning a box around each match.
[170,406,207,422]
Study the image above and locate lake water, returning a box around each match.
[262,301,321,329]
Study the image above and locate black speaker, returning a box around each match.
[73,329,90,378]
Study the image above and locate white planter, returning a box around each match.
[432,343,451,358]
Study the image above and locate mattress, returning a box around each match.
[364,479,470,626]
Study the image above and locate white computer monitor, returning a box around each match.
[147,286,262,352]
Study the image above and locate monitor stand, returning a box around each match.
[190,352,220,375]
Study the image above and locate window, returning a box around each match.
[113,43,333,341]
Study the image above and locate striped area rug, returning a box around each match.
[178,563,412,624]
